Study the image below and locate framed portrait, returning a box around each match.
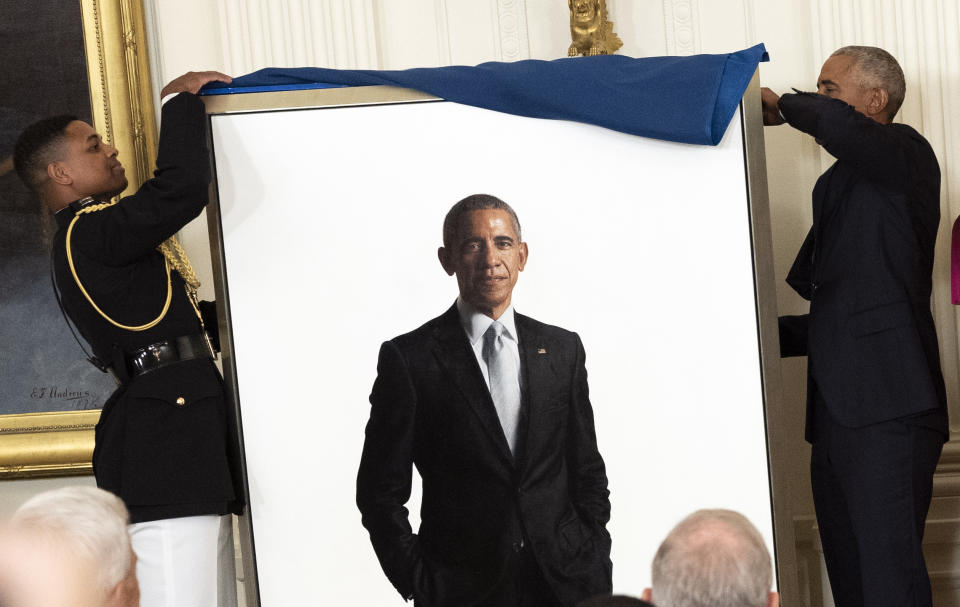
[0,0,157,478]
[201,73,798,603]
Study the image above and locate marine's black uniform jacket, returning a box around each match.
[776,91,948,438]
[52,93,241,523]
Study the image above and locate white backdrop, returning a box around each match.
[209,98,774,604]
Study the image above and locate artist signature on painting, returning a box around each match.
[30,386,94,409]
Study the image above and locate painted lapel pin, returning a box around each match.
[537,348,547,354]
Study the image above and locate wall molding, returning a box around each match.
[215,0,379,74]
[494,0,530,61]
[662,0,700,55]
[433,0,452,65]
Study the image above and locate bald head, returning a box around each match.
[649,509,776,607]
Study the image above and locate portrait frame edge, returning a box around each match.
[0,0,157,480]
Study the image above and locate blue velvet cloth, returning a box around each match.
[202,44,768,146]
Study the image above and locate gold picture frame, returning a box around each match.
[0,0,157,479]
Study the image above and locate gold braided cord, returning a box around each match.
[65,200,202,332]
[158,237,200,290]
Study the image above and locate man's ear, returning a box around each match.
[641,588,653,602]
[867,87,889,121]
[47,162,72,186]
[517,242,528,272]
[438,246,455,276]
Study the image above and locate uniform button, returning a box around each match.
[512,540,524,552]
[175,397,186,406]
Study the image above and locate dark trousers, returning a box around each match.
[414,544,561,607]
[480,543,561,607]
[810,401,943,607]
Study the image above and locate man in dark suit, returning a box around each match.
[357,194,612,607]
[13,71,242,606]
[763,46,947,606]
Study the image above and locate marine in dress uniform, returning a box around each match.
[14,71,242,607]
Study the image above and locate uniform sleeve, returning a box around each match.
[69,93,211,266]
[356,341,422,600]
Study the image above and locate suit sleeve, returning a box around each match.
[778,315,809,357]
[70,92,212,266]
[778,91,935,191]
[566,335,611,539]
[356,341,422,600]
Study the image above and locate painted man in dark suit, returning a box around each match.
[357,194,612,607]
[763,47,947,606]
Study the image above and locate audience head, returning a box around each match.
[642,509,778,607]
[0,486,139,607]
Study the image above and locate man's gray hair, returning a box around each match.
[651,509,772,607]
[831,45,906,119]
[12,486,132,592]
[442,193,522,250]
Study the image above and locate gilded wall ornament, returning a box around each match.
[568,0,623,56]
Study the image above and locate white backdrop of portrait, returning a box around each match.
[209,96,774,604]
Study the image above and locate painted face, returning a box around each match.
[816,55,874,117]
[440,208,528,320]
[57,120,127,200]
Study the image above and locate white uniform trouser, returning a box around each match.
[130,515,237,607]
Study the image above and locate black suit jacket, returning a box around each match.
[777,91,947,437]
[52,93,242,522]
[357,305,612,607]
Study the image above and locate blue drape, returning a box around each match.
[202,44,768,146]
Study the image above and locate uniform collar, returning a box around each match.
[54,197,98,229]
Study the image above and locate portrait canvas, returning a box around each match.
[205,87,779,603]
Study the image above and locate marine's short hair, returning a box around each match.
[651,509,772,607]
[831,45,906,119]
[13,114,77,192]
[12,486,132,592]
[442,193,522,250]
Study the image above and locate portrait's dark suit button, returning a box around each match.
[512,540,524,552]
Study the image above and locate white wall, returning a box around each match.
[0,476,96,518]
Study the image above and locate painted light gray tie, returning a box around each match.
[482,321,521,454]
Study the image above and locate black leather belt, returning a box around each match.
[125,334,213,379]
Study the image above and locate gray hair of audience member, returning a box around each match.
[830,45,906,119]
[442,193,522,250]
[651,509,772,607]
[12,486,132,592]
